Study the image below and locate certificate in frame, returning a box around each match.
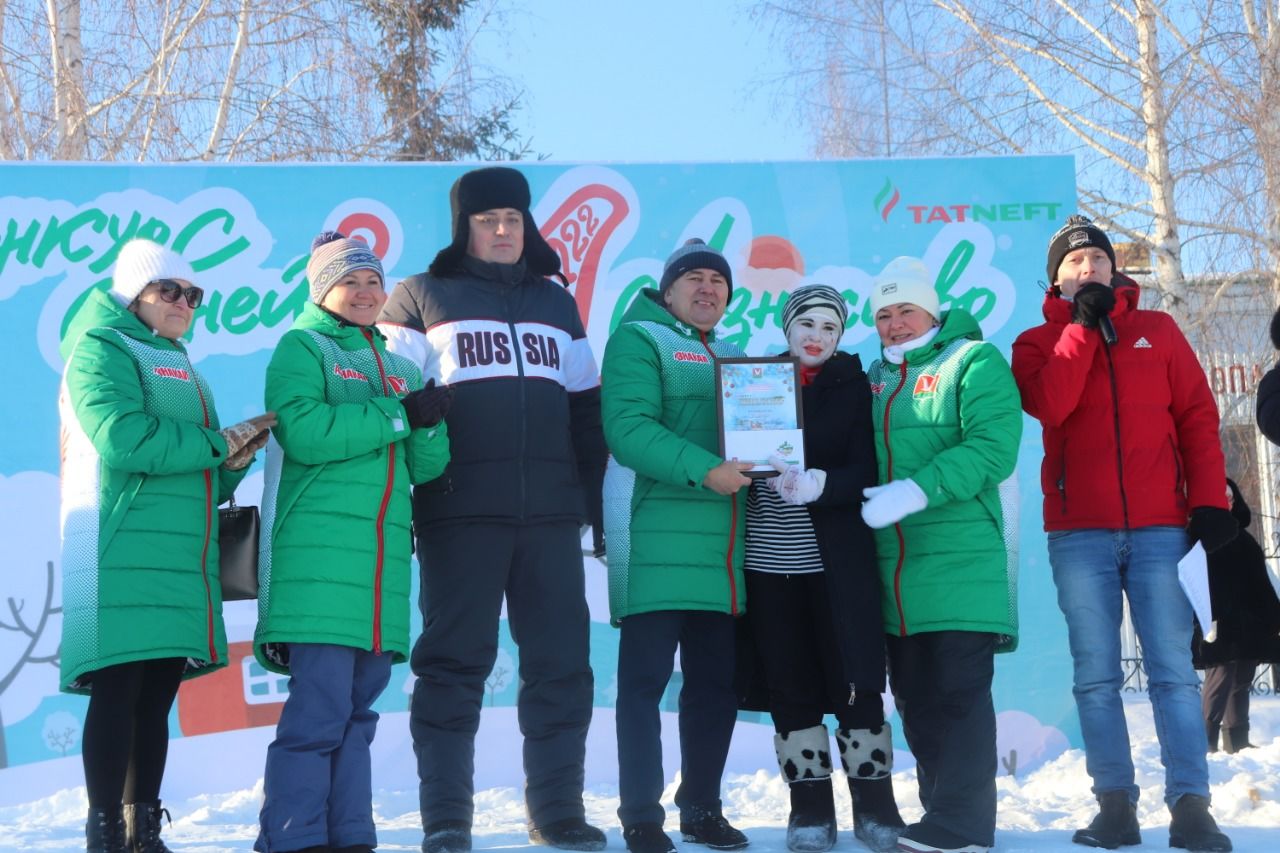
[714,356,805,478]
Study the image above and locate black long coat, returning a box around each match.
[737,351,887,708]
[1255,308,1280,444]
[1192,479,1280,668]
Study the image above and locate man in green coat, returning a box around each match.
[602,239,754,853]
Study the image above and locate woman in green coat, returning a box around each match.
[59,238,274,853]
[254,232,450,853]
[861,257,1021,853]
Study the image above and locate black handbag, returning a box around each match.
[218,496,260,601]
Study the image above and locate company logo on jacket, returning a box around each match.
[673,351,710,364]
[387,375,408,394]
[869,381,886,396]
[334,363,369,382]
[914,374,939,395]
[152,366,190,381]
[1134,336,1152,349]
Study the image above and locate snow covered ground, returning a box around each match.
[2,695,1277,852]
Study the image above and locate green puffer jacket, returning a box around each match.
[59,289,243,694]
[255,303,450,674]
[601,290,747,625]
[866,308,1021,651]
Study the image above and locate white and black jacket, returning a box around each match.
[378,255,606,527]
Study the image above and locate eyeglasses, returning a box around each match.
[149,278,204,309]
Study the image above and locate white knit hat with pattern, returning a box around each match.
[110,239,196,306]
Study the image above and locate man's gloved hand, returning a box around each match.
[861,479,928,529]
[220,412,276,461]
[1187,505,1239,554]
[1071,282,1117,329]
[766,454,826,505]
[402,379,454,429]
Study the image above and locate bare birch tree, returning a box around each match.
[0,0,524,162]
[758,0,1280,329]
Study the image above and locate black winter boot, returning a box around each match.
[785,780,836,852]
[1071,790,1140,849]
[835,725,904,853]
[86,805,127,853]
[529,816,607,851]
[1169,794,1232,852]
[623,823,676,853]
[1221,725,1254,754]
[848,776,906,852]
[424,819,472,853]
[123,801,173,853]
[679,809,749,850]
[773,725,836,852]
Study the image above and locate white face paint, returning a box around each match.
[786,307,843,368]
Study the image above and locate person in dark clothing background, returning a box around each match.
[1192,479,1280,753]
[1255,307,1280,445]
[1192,479,1280,755]
[378,166,608,853]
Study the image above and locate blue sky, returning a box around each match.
[468,1,811,162]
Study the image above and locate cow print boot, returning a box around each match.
[774,724,837,852]
[837,724,905,853]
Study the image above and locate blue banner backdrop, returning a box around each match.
[0,157,1078,798]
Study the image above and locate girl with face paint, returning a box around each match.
[740,285,905,853]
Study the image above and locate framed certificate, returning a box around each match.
[714,356,805,477]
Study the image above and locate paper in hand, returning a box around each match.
[1177,542,1216,643]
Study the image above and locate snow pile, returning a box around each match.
[1,696,1276,851]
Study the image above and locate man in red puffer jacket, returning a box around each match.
[1013,215,1235,853]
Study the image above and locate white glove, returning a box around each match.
[861,479,928,528]
[767,454,827,505]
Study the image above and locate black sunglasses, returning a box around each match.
[149,278,204,309]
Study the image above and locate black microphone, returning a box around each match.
[1099,315,1117,346]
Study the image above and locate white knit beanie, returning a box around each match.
[110,239,197,306]
[869,256,940,319]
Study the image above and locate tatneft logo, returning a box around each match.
[153,366,190,380]
[873,178,1064,225]
[673,351,710,364]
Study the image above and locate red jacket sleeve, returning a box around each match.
[1011,322,1102,427]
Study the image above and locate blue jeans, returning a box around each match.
[1047,527,1209,806]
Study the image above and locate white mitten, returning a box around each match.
[861,479,927,528]
[767,455,827,505]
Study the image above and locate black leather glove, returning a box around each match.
[1071,282,1116,329]
[1187,505,1238,554]
[402,379,454,429]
